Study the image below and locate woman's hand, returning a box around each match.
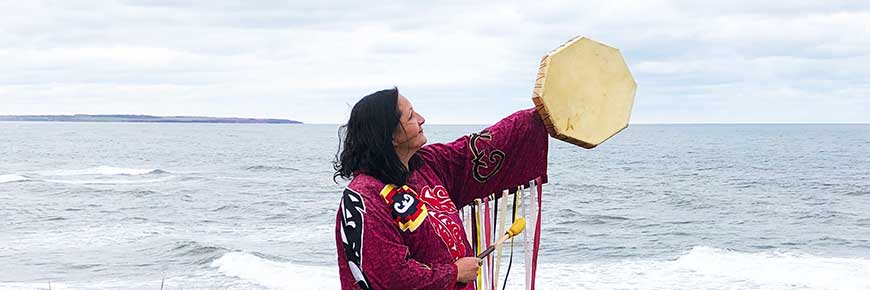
[454,257,481,283]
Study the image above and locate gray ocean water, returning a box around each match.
[1,121,869,290]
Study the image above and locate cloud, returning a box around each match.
[0,0,868,123]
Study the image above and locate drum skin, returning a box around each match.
[532,36,637,149]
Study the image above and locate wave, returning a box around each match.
[525,246,870,290]
[211,252,338,290]
[43,176,176,185]
[245,165,300,172]
[41,166,169,176]
[0,282,71,290]
[212,247,870,290]
[0,174,30,184]
[0,280,162,290]
[170,240,229,265]
[212,205,241,212]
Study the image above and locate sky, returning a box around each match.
[1,0,868,124]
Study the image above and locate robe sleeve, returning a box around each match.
[337,187,458,290]
[417,108,548,209]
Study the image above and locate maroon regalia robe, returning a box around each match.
[336,108,549,290]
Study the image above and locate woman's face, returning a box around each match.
[393,93,427,153]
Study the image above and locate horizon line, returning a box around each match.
[306,122,870,125]
[2,121,867,126]
[2,114,868,126]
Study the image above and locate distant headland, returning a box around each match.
[0,114,302,124]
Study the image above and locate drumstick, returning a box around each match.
[476,218,526,259]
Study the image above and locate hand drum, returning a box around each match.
[532,36,637,149]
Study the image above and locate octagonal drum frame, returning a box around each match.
[532,36,637,149]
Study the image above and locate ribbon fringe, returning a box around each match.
[465,178,543,290]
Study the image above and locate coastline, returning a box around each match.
[0,115,302,124]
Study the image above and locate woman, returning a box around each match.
[334,88,548,289]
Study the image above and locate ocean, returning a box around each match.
[1,121,869,290]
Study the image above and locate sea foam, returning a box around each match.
[0,174,29,184]
[41,166,165,176]
[42,176,175,185]
[211,247,870,290]
[0,282,71,290]
[527,246,870,290]
[211,252,338,290]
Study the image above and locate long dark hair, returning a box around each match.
[333,88,421,186]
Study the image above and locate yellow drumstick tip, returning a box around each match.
[506,217,526,237]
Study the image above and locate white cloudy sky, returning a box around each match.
[1,0,868,124]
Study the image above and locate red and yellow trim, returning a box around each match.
[380,184,428,232]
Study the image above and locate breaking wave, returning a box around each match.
[41,166,168,176]
[210,247,870,290]
[530,246,870,290]
[211,252,338,290]
[42,176,176,185]
[0,174,30,184]
[245,165,300,172]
